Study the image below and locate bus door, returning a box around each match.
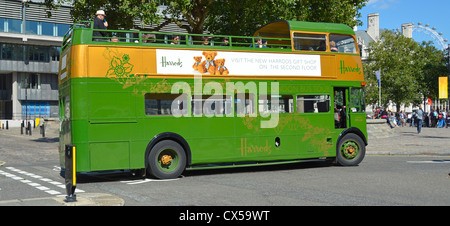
[334,87,366,129]
[348,87,366,128]
[334,87,348,129]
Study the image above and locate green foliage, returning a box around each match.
[364,30,447,109]
[43,0,162,30]
[206,0,368,36]
[44,0,368,35]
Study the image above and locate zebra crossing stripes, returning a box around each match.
[0,166,84,196]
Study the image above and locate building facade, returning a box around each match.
[0,0,72,120]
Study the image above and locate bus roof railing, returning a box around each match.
[64,21,292,51]
[63,20,356,53]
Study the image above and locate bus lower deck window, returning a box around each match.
[192,95,232,116]
[296,95,330,113]
[258,95,293,114]
[145,93,187,116]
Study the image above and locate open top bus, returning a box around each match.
[59,20,367,179]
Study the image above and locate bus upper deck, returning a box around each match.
[60,20,363,83]
[63,20,358,53]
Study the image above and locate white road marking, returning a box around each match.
[1,167,85,195]
[121,178,179,185]
[407,160,450,164]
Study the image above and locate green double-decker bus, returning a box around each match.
[59,20,367,179]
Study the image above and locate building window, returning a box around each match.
[0,18,4,32]
[7,19,22,33]
[57,24,71,37]
[41,22,54,36]
[1,43,24,61]
[20,73,41,90]
[26,20,38,35]
[22,101,50,117]
[28,45,50,62]
[0,43,59,62]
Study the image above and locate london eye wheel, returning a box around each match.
[412,23,448,50]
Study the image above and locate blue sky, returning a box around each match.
[357,0,450,50]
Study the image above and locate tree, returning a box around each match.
[205,0,296,36]
[206,0,368,36]
[365,30,447,110]
[416,41,447,105]
[44,0,368,36]
[365,30,422,109]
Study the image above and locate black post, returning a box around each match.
[65,145,77,202]
[41,123,45,138]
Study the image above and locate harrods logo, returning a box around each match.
[339,60,361,75]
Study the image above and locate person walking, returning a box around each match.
[416,106,424,134]
[399,110,406,127]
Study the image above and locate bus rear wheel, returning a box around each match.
[147,140,186,179]
[336,133,365,166]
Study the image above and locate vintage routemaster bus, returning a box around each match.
[58,20,367,179]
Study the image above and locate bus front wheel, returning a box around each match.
[147,140,186,179]
[336,133,365,166]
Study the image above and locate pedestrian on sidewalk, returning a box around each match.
[438,110,445,128]
[381,108,393,128]
[416,106,424,134]
[399,110,406,127]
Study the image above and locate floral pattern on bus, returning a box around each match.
[106,54,134,78]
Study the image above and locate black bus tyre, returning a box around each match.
[336,133,365,166]
[147,140,186,179]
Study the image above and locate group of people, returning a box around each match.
[372,107,449,133]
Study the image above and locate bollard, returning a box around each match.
[28,122,32,136]
[21,121,24,135]
[65,145,77,202]
[6,121,8,130]
[40,123,45,138]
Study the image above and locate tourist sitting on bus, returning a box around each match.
[317,41,326,51]
[202,37,210,45]
[330,41,338,52]
[142,33,156,43]
[220,37,229,46]
[261,39,270,48]
[250,38,262,48]
[171,35,180,45]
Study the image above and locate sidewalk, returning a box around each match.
[0,126,124,206]
[366,126,450,156]
[0,193,124,206]
[0,122,59,141]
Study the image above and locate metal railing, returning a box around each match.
[62,21,292,51]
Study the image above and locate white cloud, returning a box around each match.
[367,0,398,9]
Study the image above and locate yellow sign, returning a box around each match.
[439,77,448,99]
